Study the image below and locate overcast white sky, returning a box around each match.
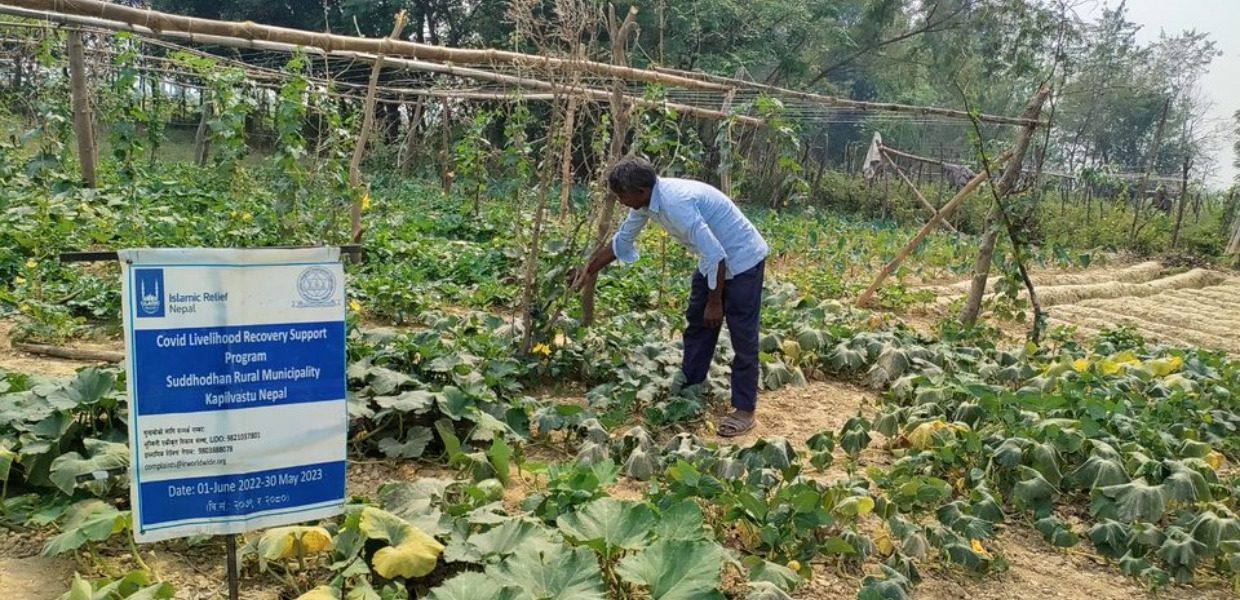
[1104,0,1240,188]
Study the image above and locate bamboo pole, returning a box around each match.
[959,89,1050,328]
[2,0,729,90]
[653,65,1044,128]
[880,148,958,234]
[67,30,96,187]
[349,11,408,245]
[855,150,1014,308]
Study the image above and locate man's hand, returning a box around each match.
[704,298,724,329]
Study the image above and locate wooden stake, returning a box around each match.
[67,30,97,187]
[880,149,958,233]
[349,11,408,246]
[856,150,1013,308]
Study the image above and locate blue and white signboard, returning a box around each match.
[119,248,347,543]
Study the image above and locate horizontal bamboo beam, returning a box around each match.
[1,0,731,91]
[653,65,1045,128]
[0,6,757,125]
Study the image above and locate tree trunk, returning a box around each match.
[959,89,1051,328]
[519,99,565,353]
[1171,155,1192,249]
[581,5,639,327]
[1129,97,1171,239]
[959,210,1002,324]
[398,98,425,176]
[67,31,97,188]
[193,100,212,166]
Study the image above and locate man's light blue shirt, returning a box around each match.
[611,177,768,290]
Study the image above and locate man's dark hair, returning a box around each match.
[608,156,658,195]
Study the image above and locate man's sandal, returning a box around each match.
[718,413,757,437]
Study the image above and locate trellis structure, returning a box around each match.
[0,0,1059,337]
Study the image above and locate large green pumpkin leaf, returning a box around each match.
[1160,461,1211,503]
[1025,442,1062,486]
[616,539,727,600]
[374,390,438,414]
[1087,520,1131,559]
[469,518,560,559]
[426,572,520,600]
[857,564,911,600]
[1157,526,1205,584]
[42,500,129,556]
[1067,455,1129,490]
[654,501,707,541]
[49,438,129,496]
[377,427,434,459]
[44,368,117,410]
[1093,479,1167,523]
[745,581,794,600]
[486,544,606,600]
[555,497,655,555]
[1188,510,1240,549]
[1012,466,1055,513]
[358,507,445,579]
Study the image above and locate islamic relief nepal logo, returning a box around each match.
[294,266,340,308]
[135,269,165,318]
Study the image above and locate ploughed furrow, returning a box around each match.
[1193,284,1240,305]
[1048,314,1203,350]
[1052,304,1240,353]
[925,261,1164,297]
[1073,296,1240,338]
[1158,288,1240,313]
[1035,269,1226,307]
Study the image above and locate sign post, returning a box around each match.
[119,248,348,593]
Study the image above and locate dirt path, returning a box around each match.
[0,320,122,378]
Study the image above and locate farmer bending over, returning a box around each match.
[571,156,769,437]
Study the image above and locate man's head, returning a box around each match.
[608,156,657,209]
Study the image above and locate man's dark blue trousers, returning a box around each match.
[682,260,765,411]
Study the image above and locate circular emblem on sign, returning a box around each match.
[297,267,337,303]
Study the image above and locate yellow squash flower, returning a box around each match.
[970,538,993,560]
[349,299,362,313]
[532,343,552,357]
